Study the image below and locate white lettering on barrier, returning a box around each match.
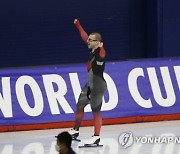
[128,67,177,108]
[1,73,118,118]
[42,74,74,114]
[69,73,81,103]
[0,65,179,118]
[174,66,180,91]
[16,76,44,116]
[128,68,152,108]
[101,73,118,111]
[0,77,13,118]
[147,67,175,107]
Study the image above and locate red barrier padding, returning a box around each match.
[0,113,180,132]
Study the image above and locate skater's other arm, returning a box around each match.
[99,42,106,60]
[74,19,88,43]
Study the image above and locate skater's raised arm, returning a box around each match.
[74,19,106,55]
[74,19,88,43]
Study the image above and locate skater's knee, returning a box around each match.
[76,106,83,112]
[76,103,86,112]
[77,95,89,106]
[76,99,88,110]
[91,103,102,112]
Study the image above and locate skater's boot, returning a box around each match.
[69,128,79,139]
[85,135,100,145]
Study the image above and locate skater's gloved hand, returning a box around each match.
[74,19,80,26]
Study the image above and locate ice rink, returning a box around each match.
[0,120,180,154]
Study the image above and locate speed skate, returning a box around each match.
[78,143,103,148]
[69,128,80,141]
[72,137,81,142]
[78,135,103,148]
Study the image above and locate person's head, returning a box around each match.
[87,32,102,50]
[55,131,72,153]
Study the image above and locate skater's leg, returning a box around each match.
[74,106,85,130]
[69,84,89,138]
[93,111,102,136]
[85,78,106,144]
[74,85,89,130]
[90,88,104,136]
[85,98,102,145]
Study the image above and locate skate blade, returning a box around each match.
[78,144,103,148]
[72,138,81,142]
